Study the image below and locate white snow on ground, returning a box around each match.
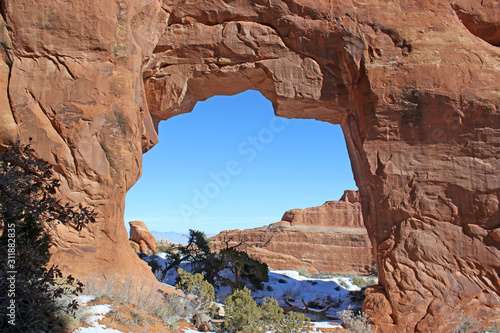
[251,270,368,322]
[269,269,360,290]
[72,303,125,333]
[149,257,367,307]
[81,253,376,332]
[146,253,376,322]
[310,321,342,329]
[76,295,96,305]
[180,322,342,333]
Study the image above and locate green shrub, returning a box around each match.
[297,267,311,278]
[306,299,324,309]
[261,297,285,331]
[339,280,349,289]
[223,287,262,332]
[222,287,310,333]
[279,312,311,333]
[175,268,215,307]
[349,289,366,303]
[154,230,269,292]
[158,229,212,282]
[350,276,376,289]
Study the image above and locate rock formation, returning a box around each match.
[211,190,375,274]
[156,239,171,247]
[1,0,498,331]
[129,220,157,253]
[283,190,364,228]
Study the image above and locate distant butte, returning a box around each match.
[211,190,375,275]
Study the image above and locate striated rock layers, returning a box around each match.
[1,0,499,331]
[129,220,157,254]
[211,190,375,275]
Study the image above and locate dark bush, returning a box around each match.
[0,142,95,332]
[349,288,367,303]
[219,248,269,290]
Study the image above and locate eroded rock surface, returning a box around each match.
[282,190,364,228]
[129,220,157,253]
[211,191,375,274]
[1,0,499,331]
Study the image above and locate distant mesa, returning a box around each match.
[151,231,189,245]
[151,230,216,246]
[211,190,375,275]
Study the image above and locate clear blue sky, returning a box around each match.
[124,90,356,234]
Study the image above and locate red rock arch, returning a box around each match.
[1,1,499,332]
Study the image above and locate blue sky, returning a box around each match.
[124,90,356,234]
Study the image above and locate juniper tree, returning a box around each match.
[0,142,95,332]
[159,229,212,281]
[219,247,269,290]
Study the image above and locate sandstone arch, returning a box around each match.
[1,0,499,332]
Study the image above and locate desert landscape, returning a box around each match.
[0,0,499,332]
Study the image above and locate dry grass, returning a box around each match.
[84,273,164,311]
[73,295,198,333]
[82,272,206,329]
[338,306,373,333]
[349,277,377,289]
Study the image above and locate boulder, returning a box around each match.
[129,221,157,254]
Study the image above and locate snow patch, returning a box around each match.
[76,295,96,305]
[311,321,342,329]
[72,303,124,333]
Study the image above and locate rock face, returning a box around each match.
[1,1,499,331]
[211,191,375,274]
[282,190,364,228]
[129,221,157,254]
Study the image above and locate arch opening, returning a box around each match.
[2,0,499,330]
[127,90,357,232]
[126,90,375,276]
[125,89,377,325]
